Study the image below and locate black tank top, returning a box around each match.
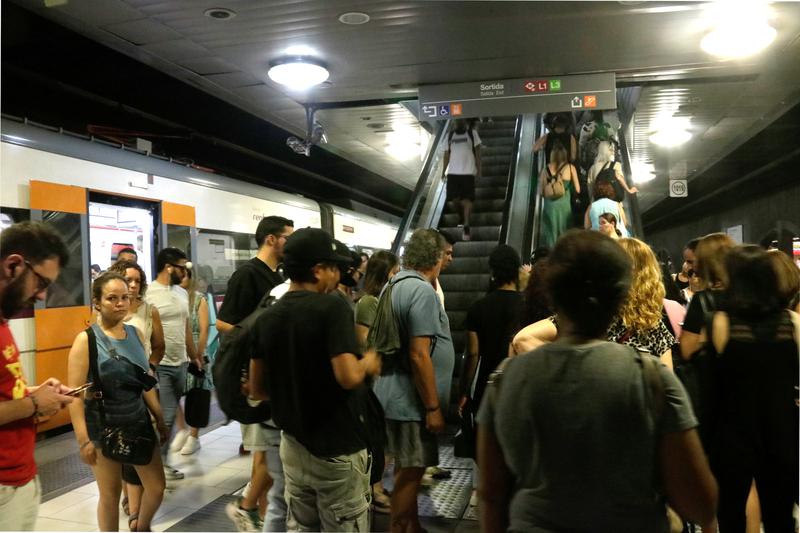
[715,311,799,469]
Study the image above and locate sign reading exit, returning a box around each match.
[418,73,616,121]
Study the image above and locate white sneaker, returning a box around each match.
[163,465,184,480]
[241,481,251,499]
[169,429,190,452]
[181,435,201,455]
[469,489,479,507]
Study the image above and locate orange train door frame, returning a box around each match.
[29,180,91,432]
[29,181,196,432]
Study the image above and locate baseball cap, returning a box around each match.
[333,240,362,287]
[283,228,352,268]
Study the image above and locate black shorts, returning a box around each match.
[446,174,475,201]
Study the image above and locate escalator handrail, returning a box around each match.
[391,120,448,256]
[527,115,547,256]
[498,115,524,244]
[617,125,644,238]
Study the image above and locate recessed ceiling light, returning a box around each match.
[701,24,776,58]
[700,1,776,58]
[650,128,692,147]
[204,8,236,20]
[268,57,329,90]
[338,12,370,25]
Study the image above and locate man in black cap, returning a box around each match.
[248,228,380,532]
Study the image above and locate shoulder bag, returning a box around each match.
[86,325,156,465]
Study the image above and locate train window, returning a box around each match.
[88,200,156,283]
[0,207,31,230]
[167,224,192,256]
[195,228,257,297]
[41,211,84,308]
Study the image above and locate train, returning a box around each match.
[0,116,400,432]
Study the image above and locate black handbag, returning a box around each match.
[453,398,475,459]
[673,291,719,450]
[86,325,156,466]
[185,381,211,428]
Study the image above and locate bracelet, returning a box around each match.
[80,441,92,450]
[28,395,39,418]
[425,405,440,413]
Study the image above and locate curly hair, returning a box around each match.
[616,238,665,332]
[107,260,147,297]
[402,229,445,271]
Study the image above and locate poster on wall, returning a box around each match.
[726,225,744,244]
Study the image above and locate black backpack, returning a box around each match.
[595,161,626,201]
[212,292,275,424]
[448,128,479,163]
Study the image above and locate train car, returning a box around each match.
[0,117,398,432]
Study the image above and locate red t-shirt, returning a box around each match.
[0,321,36,486]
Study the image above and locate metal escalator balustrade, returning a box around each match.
[437,117,520,357]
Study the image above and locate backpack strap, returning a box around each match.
[85,326,108,427]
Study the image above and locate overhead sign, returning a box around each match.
[417,73,616,121]
[669,179,688,198]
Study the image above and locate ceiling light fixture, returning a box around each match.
[700,1,776,58]
[630,161,657,184]
[268,57,329,90]
[649,127,692,148]
[204,8,236,20]
[338,12,370,25]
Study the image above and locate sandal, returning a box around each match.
[121,496,130,516]
[128,513,138,532]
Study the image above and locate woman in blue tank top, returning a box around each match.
[585,179,629,237]
[67,272,167,531]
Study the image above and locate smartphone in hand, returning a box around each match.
[67,382,93,397]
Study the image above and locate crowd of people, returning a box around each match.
[1,210,798,533]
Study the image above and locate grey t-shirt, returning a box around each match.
[144,281,188,366]
[373,270,455,421]
[478,341,697,533]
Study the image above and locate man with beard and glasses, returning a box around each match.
[145,247,201,482]
[0,222,74,530]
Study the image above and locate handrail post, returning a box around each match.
[391,120,447,256]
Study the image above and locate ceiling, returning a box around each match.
[7,0,800,212]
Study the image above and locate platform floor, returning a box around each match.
[34,419,479,532]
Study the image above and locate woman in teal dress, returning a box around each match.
[540,140,580,248]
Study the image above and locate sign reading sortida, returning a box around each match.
[417,73,616,121]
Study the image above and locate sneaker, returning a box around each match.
[469,489,479,507]
[180,435,201,455]
[169,429,190,452]
[225,498,263,532]
[241,481,251,499]
[427,466,452,479]
[163,465,184,480]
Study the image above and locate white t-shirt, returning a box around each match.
[444,130,481,176]
[145,281,188,366]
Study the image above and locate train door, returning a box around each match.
[88,192,159,281]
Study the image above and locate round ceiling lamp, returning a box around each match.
[268,57,329,91]
[649,128,692,148]
[338,12,370,25]
[701,23,776,58]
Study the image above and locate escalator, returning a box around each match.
[437,117,520,356]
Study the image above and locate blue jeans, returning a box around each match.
[157,363,188,456]
[264,427,287,532]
